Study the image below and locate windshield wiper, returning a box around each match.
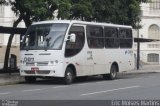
[45,37,51,51]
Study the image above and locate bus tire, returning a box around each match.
[64,67,74,85]
[25,76,36,83]
[103,64,117,80]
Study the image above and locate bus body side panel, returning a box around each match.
[63,45,95,77]
[104,49,120,73]
[92,49,106,75]
[118,49,134,72]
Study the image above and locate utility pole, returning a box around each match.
[136,13,141,70]
[137,26,140,70]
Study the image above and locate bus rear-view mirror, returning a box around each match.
[67,33,76,43]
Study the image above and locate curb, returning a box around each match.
[120,70,159,75]
[0,80,24,86]
[0,73,25,86]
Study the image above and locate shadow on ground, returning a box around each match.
[19,72,158,85]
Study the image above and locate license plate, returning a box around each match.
[31,67,39,72]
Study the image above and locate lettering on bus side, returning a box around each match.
[87,51,93,60]
[23,57,34,63]
[125,50,133,55]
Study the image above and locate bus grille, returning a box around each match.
[25,62,49,66]
[26,63,35,66]
[37,62,48,66]
[24,70,50,74]
[24,71,35,74]
[37,70,50,74]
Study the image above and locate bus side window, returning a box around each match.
[65,26,85,57]
[87,26,104,49]
[119,28,132,48]
[105,27,119,48]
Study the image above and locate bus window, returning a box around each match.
[21,23,68,50]
[119,28,133,48]
[87,26,104,48]
[65,26,85,57]
[104,27,119,48]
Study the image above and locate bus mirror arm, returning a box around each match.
[66,33,76,43]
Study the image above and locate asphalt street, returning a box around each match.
[0,73,160,106]
[0,73,159,100]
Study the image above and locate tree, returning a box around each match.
[0,0,148,71]
[69,0,93,21]
[91,0,143,28]
[57,0,71,19]
[67,0,147,28]
[0,0,64,70]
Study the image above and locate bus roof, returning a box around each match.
[32,20,132,28]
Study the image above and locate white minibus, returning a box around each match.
[20,20,134,84]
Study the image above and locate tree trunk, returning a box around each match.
[3,16,23,71]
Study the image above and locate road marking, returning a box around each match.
[52,86,68,89]
[80,85,140,96]
[22,89,42,92]
[0,92,10,95]
[75,83,93,86]
[21,86,68,92]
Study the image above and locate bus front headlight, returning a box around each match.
[49,60,58,65]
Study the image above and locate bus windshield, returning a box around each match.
[21,23,69,50]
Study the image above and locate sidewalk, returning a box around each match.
[0,73,24,86]
[0,63,3,69]
[0,65,160,86]
[122,65,160,74]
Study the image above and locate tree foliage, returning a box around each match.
[90,0,143,28]
[70,0,93,21]
[0,0,147,28]
[0,0,62,70]
[0,0,148,70]
[1,0,62,27]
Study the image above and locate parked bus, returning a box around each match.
[20,20,134,84]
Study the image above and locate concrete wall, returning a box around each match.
[0,46,20,63]
[138,2,160,65]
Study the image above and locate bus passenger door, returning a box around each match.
[65,25,93,76]
[86,25,105,75]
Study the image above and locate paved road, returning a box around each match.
[0,73,160,105]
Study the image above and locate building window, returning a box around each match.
[147,53,159,63]
[150,0,160,10]
[148,24,160,40]
[148,44,160,48]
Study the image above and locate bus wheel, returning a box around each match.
[103,65,117,80]
[25,76,36,83]
[64,67,74,85]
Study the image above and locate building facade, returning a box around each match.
[138,0,160,65]
[0,1,160,68]
[0,4,24,67]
